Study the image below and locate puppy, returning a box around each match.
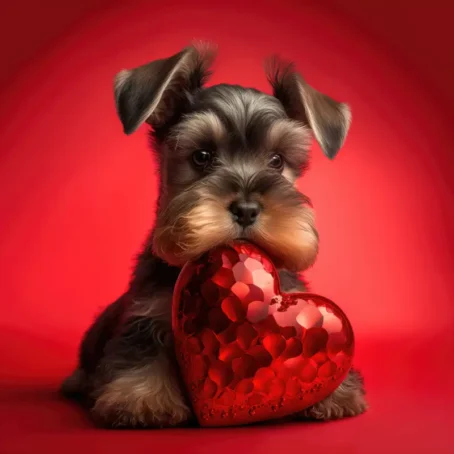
[61,42,368,427]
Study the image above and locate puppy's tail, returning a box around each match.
[60,368,86,399]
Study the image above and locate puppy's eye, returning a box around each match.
[269,153,284,170]
[192,150,213,168]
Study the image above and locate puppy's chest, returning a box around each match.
[129,290,174,323]
[127,269,305,326]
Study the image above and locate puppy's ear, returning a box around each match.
[265,56,351,159]
[114,42,217,134]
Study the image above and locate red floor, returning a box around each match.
[1,331,452,454]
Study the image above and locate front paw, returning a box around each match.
[301,389,368,421]
[91,361,192,428]
[92,405,191,429]
[298,368,368,421]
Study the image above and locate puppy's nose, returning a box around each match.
[229,200,261,227]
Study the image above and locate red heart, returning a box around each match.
[172,242,354,427]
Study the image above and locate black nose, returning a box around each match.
[229,200,261,227]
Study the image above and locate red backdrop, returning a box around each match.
[1,0,453,453]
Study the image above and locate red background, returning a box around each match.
[1,0,453,452]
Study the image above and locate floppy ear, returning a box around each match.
[265,56,351,159]
[114,42,217,135]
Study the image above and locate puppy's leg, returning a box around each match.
[90,296,191,428]
[92,352,190,428]
[61,296,127,402]
[297,368,368,420]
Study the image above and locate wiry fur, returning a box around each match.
[91,353,190,428]
[61,41,367,427]
[297,368,368,420]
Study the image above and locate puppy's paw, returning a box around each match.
[92,401,191,428]
[92,357,192,428]
[300,388,368,420]
[297,368,368,421]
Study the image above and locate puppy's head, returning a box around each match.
[114,42,351,271]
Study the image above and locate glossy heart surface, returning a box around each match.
[172,242,354,427]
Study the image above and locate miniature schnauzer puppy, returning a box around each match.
[61,42,368,427]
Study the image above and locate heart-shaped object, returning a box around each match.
[172,242,354,427]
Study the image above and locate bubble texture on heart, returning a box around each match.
[172,241,355,427]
